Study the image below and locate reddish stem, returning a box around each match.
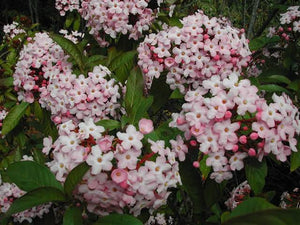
[136,152,155,170]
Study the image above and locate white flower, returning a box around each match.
[117,125,143,150]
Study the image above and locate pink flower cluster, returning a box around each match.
[78,0,163,46]
[280,6,300,33]
[13,32,73,104]
[170,73,300,183]
[55,0,80,16]
[138,10,251,93]
[44,118,184,216]
[3,21,26,40]
[13,32,122,124]
[39,64,122,124]
[225,181,251,210]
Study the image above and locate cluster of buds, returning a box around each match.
[225,181,251,210]
[280,188,300,209]
[138,10,251,93]
[170,73,300,183]
[0,109,8,136]
[44,118,185,216]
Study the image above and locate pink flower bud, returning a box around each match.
[138,118,154,134]
[240,28,245,33]
[176,117,186,125]
[143,68,149,73]
[53,116,62,124]
[250,132,258,140]
[285,36,289,41]
[213,55,220,61]
[224,111,232,119]
[120,181,128,189]
[158,58,164,63]
[0,123,2,127]
[150,46,155,51]
[257,141,264,148]
[282,33,287,38]
[27,37,32,41]
[232,144,239,152]
[204,34,210,40]
[287,27,292,31]
[190,140,197,146]
[248,148,256,156]
[230,49,236,55]
[34,76,39,81]
[239,135,247,144]
[278,27,284,32]
[243,126,249,131]
[256,111,262,120]
[193,161,199,168]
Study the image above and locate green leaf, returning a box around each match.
[2,102,30,135]
[199,154,211,180]
[258,84,289,93]
[94,214,143,225]
[245,159,267,194]
[149,75,173,113]
[106,47,123,67]
[7,161,63,192]
[179,159,205,214]
[85,55,107,69]
[224,197,276,221]
[64,162,90,198]
[110,50,137,84]
[2,187,66,219]
[49,33,85,73]
[63,206,83,225]
[95,119,121,131]
[222,208,300,225]
[258,75,291,85]
[0,77,13,87]
[249,36,280,51]
[290,141,300,171]
[129,96,153,125]
[32,100,43,121]
[204,179,226,208]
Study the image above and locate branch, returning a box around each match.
[247,0,260,39]
[253,0,288,38]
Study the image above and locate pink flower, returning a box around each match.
[111,169,128,184]
[117,125,143,150]
[138,118,154,134]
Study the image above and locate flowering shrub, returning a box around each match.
[0,2,300,225]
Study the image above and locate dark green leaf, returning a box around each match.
[50,33,85,73]
[290,141,300,171]
[224,197,276,221]
[85,55,107,69]
[63,206,83,225]
[258,84,289,93]
[94,214,143,225]
[2,102,29,135]
[7,161,63,192]
[32,100,43,121]
[0,77,13,87]
[125,67,144,115]
[149,76,172,113]
[223,208,300,225]
[204,179,226,208]
[199,154,211,180]
[2,187,66,219]
[106,47,123,67]
[95,119,121,131]
[245,159,267,194]
[110,50,137,83]
[129,96,153,125]
[179,159,205,214]
[258,75,291,85]
[64,162,90,198]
